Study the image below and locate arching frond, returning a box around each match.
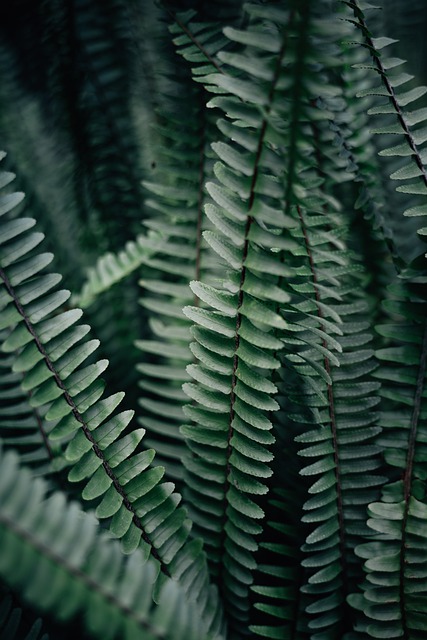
[0,155,223,637]
[178,2,311,632]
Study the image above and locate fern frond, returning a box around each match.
[73,235,152,309]
[276,137,383,635]
[291,258,383,638]
[250,389,311,639]
[181,4,380,634]
[345,0,427,261]
[280,98,384,640]
[0,446,222,640]
[206,5,386,635]
[0,160,66,477]
[249,488,309,640]
[0,156,223,636]
[335,21,427,632]
[178,3,310,631]
[0,157,168,570]
[194,3,382,640]
[137,155,212,483]
[0,58,87,289]
[53,0,144,248]
[329,41,398,297]
[3,4,427,640]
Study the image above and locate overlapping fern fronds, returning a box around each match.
[134,9,228,484]
[173,4,384,638]
[349,275,427,638]
[340,2,427,637]
[1,1,427,639]
[179,1,311,631]
[0,155,224,638]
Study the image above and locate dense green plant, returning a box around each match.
[1,1,427,638]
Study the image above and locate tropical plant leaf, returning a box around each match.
[133,20,224,485]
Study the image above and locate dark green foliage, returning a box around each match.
[1,1,427,639]
[0,588,48,640]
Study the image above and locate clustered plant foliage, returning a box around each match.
[1,0,427,638]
